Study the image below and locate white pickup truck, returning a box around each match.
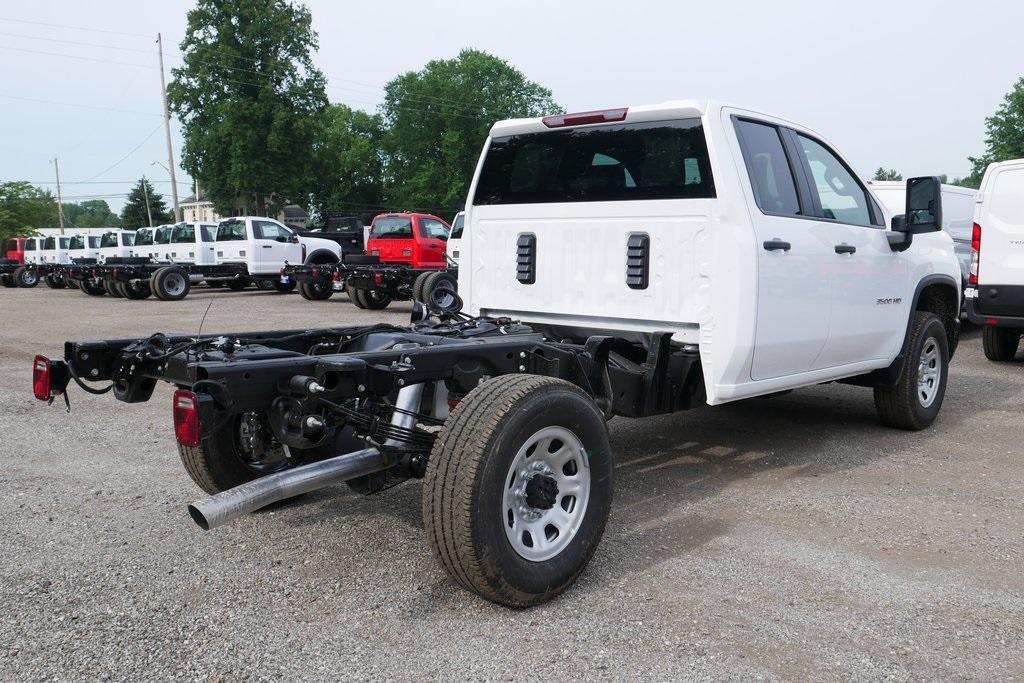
[40,100,962,608]
[214,216,344,282]
[97,230,137,263]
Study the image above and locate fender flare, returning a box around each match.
[304,249,341,265]
[862,274,959,387]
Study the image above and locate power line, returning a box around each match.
[0,29,154,54]
[0,16,150,38]
[81,123,165,182]
[0,44,154,69]
[0,94,161,117]
[27,179,190,185]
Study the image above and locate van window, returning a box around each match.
[474,119,715,205]
[100,233,119,248]
[735,120,802,216]
[419,218,449,240]
[371,217,414,238]
[134,229,154,246]
[796,135,875,227]
[450,213,465,239]
[217,220,247,241]
[172,224,196,244]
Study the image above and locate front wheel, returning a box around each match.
[874,312,949,430]
[0,273,17,288]
[982,325,1021,362]
[423,374,613,607]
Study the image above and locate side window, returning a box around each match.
[735,120,802,216]
[255,221,291,241]
[419,218,450,240]
[796,135,875,227]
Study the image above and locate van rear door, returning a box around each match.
[977,161,1024,286]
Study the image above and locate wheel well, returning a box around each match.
[304,250,339,265]
[916,282,959,355]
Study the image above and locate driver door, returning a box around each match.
[253,220,295,274]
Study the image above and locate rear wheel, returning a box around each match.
[80,278,106,296]
[178,411,301,494]
[358,288,392,310]
[151,267,190,301]
[874,312,949,430]
[0,273,16,288]
[103,279,123,297]
[412,271,432,302]
[423,375,613,607]
[982,325,1021,361]
[44,275,66,289]
[120,279,152,300]
[14,267,39,288]
[349,287,368,309]
[422,271,460,312]
[299,280,334,300]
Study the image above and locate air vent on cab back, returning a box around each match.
[516,233,536,284]
[626,233,649,290]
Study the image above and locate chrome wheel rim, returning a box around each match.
[917,337,941,408]
[21,270,38,285]
[502,426,591,562]
[164,273,186,297]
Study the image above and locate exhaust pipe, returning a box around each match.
[188,447,386,531]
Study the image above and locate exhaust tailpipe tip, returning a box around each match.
[187,504,211,531]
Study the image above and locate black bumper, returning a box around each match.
[965,286,1024,329]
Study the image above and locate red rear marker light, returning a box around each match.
[969,223,981,286]
[311,267,320,278]
[332,270,341,282]
[173,390,201,447]
[373,273,384,285]
[542,108,628,128]
[32,355,52,401]
[986,317,999,325]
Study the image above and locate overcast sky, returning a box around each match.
[2,0,1022,214]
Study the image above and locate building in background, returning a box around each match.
[280,204,308,230]
[181,192,221,223]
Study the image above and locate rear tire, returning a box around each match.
[178,412,301,495]
[151,267,190,301]
[103,279,123,297]
[349,287,368,309]
[982,325,1021,361]
[120,279,152,300]
[422,271,460,312]
[80,278,106,296]
[14,267,39,288]
[273,279,296,294]
[358,288,392,310]
[874,312,949,430]
[412,271,432,302]
[299,281,334,300]
[423,375,613,607]
[44,275,66,289]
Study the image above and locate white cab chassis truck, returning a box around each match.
[964,158,1024,360]
[37,101,960,608]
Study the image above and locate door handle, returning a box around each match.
[763,239,791,252]
[834,243,856,255]
[261,245,273,249]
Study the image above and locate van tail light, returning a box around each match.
[542,108,628,128]
[173,390,201,447]
[969,222,981,286]
[33,355,69,402]
[373,273,384,285]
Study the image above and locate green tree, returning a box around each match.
[120,178,171,229]
[168,0,328,217]
[872,167,902,181]
[963,77,1024,188]
[63,199,122,228]
[0,181,57,239]
[308,104,385,221]
[381,49,561,211]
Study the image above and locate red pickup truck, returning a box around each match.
[365,213,450,267]
[2,237,29,264]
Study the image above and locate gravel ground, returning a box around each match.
[1,285,1022,680]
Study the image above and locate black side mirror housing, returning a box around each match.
[905,176,943,234]
[887,214,913,251]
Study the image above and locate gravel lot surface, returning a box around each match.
[2,286,1023,680]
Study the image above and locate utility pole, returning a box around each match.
[52,158,66,234]
[156,32,181,222]
[142,176,153,227]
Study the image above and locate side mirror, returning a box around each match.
[905,176,943,234]
[289,234,299,244]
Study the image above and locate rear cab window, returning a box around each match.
[371,217,414,238]
[69,236,85,250]
[134,229,154,246]
[450,213,465,239]
[734,119,802,216]
[100,233,119,248]
[474,119,716,205]
[88,236,102,248]
[217,220,247,241]
[121,232,135,246]
[419,218,449,240]
[153,227,172,244]
[172,224,196,243]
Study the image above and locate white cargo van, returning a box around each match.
[870,181,977,287]
[964,158,1024,360]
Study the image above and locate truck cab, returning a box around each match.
[68,234,103,262]
[168,222,218,265]
[23,237,45,265]
[215,216,342,275]
[464,101,961,407]
[446,211,464,267]
[98,230,137,262]
[40,235,73,264]
[2,237,29,264]
[132,226,173,261]
[365,213,450,268]
[964,158,1024,360]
